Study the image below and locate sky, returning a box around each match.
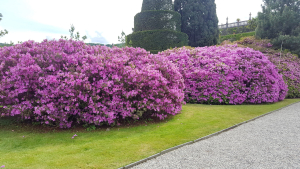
[0,0,263,44]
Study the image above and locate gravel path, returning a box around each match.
[131,102,300,169]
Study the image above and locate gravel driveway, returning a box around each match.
[131,102,300,169]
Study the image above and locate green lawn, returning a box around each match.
[1,99,299,169]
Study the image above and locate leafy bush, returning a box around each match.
[237,37,300,98]
[134,10,181,32]
[0,39,185,128]
[220,32,255,43]
[0,43,13,48]
[126,29,188,54]
[158,45,288,104]
[272,35,300,57]
[127,0,188,53]
[142,0,173,11]
[255,0,300,57]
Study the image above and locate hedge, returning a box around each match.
[220,31,255,43]
[142,0,173,11]
[126,29,188,53]
[134,10,181,32]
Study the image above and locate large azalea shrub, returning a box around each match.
[268,52,300,98]
[0,39,185,128]
[158,45,288,104]
[237,37,300,98]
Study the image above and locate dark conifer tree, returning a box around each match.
[256,0,300,39]
[126,0,188,53]
[142,0,174,11]
[174,0,219,47]
[256,0,300,56]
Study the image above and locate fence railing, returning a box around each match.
[218,20,249,29]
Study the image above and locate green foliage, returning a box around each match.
[83,124,97,131]
[69,24,75,39]
[0,43,12,47]
[256,0,300,56]
[256,0,300,39]
[246,17,257,31]
[134,10,182,32]
[142,0,173,11]
[127,0,188,53]
[61,24,87,41]
[174,0,219,47]
[126,29,188,53]
[272,35,300,57]
[118,31,126,47]
[220,31,255,43]
[85,43,124,48]
[0,13,8,38]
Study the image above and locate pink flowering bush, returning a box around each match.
[158,45,288,104]
[268,52,300,98]
[0,39,185,128]
[237,37,300,98]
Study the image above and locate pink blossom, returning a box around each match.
[158,45,288,104]
[0,39,184,128]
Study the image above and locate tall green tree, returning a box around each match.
[256,0,300,39]
[126,0,188,53]
[174,0,219,47]
[0,13,8,38]
[142,0,174,11]
[256,0,300,56]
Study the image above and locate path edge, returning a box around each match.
[118,101,300,169]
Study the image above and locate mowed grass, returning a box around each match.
[0,99,299,169]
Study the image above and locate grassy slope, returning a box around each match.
[1,99,299,169]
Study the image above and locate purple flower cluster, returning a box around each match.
[0,39,185,128]
[266,52,300,98]
[158,45,288,104]
[237,37,300,98]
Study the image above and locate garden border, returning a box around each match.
[118,100,300,169]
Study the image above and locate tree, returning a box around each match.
[126,0,188,53]
[0,13,8,38]
[61,24,87,41]
[256,0,300,39]
[118,31,126,47]
[256,0,300,56]
[174,0,219,47]
[237,18,241,33]
[246,17,257,31]
[142,0,173,11]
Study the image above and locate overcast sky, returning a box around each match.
[0,0,263,44]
